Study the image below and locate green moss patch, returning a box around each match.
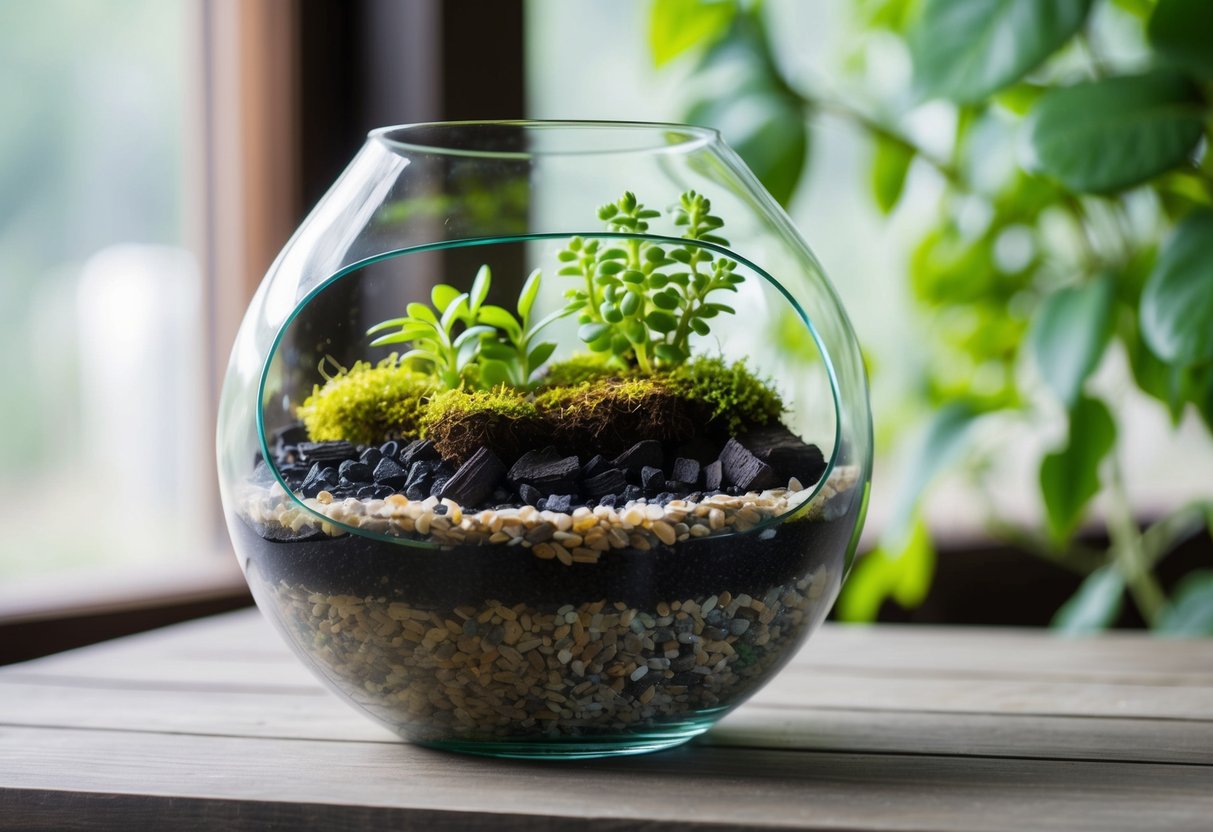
[535,377,700,456]
[296,358,435,446]
[667,356,785,435]
[535,354,619,389]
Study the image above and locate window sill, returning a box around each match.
[0,554,251,665]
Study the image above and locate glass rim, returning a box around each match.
[369,120,720,159]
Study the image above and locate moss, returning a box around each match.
[296,358,435,446]
[534,377,700,455]
[420,387,544,464]
[667,356,785,435]
[535,353,620,389]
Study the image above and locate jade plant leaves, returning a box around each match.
[1051,566,1124,633]
[1028,275,1115,408]
[1040,396,1116,544]
[1025,71,1205,193]
[1140,211,1213,366]
[910,0,1093,103]
[1148,0,1213,78]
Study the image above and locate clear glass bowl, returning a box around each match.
[217,121,871,758]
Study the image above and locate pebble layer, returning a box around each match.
[266,567,833,741]
[240,465,860,564]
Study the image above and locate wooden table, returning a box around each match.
[2,609,1211,830]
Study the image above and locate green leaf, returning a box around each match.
[887,403,980,544]
[479,359,514,389]
[1141,211,1213,366]
[684,15,808,206]
[1148,0,1213,79]
[430,284,461,313]
[517,268,542,322]
[652,291,681,310]
[837,514,936,622]
[620,291,641,316]
[1157,570,1213,635]
[1040,396,1117,544]
[910,0,1093,103]
[1051,566,1124,634]
[526,341,557,372]
[452,325,495,349]
[405,302,439,326]
[578,322,611,343]
[1025,71,1205,194]
[479,340,518,361]
[439,293,470,335]
[654,343,688,363]
[1029,275,1115,407]
[646,310,678,333]
[529,306,574,337]
[469,265,491,312]
[871,135,914,214]
[477,305,524,340]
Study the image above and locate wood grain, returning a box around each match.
[4,609,1213,830]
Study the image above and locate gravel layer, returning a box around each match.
[265,566,833,741]
[239,465,860,563]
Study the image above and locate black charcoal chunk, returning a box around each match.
[641,465,665,491]
[737,425,827,485]
[400,438,440,467]
[298,440,358,463]
[405,482,427,500]
[583,468,627,497]
[439,446,506,507]
[675,437,720,465]
[379,440,400,458]
[718,438,779,491]
[508,447,580,495]
[612,440,664,471]
[359,447,383,466]
[338,460,372,483]
[373,457,407,488]
[581,454,611,479]
[598,493,618,508]
[545,494,573,513]
[702,459,723,490]
[670,457,701,487]
[622,485,643,502]
[518,483,542,506]
[273,423,309,448]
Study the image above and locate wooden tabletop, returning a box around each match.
[2,609,1211,831]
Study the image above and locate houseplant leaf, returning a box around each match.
[871,135,914,214]
[1040,395,1117,543]
[1025,71,1205,193]
[1051,566,1124,633]
[910,0,1093,103]
[1148,0,1213,78]
[1140,211,1213,366]
[1156,570,1213,635]
[1028,275,1114,407]
[649,0,736,67]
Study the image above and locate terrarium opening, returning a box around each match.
[371,121,718,159]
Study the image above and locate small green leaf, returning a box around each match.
[452,324,495,349]
[1028,275,1115,407]
[477,305,523,339]
[1148,0,1213,78]
[479,340,517,361]
[405,302,439,325]
[558,265,582,276]
[1040,396,1117,544]
[646,310,678,333]
[1141,211,1213,366]
[620,291,641,316]
[871,135,914,214]
[622,269,645,284]
[603,304,624,324]
[526,341,557,372]
[479,359,514,389]
[578,322,611,343]
[654,343,688,363]
[469,265,491,311]
[439,293,470,334]
[623,319,648,343]
[910,0,1094,103]
[517,269,542,322]
[1025,70,1205,194]
[690,317,711,336]
[530,306,574,336]
[1157,570,1213,635]
[1051,566,1124,634]
[431,284,461,313]
[652,291,680,310]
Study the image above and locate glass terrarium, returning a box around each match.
[217,121,871,758]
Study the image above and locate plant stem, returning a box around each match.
[1105,453,1169,626]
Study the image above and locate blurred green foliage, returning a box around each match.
[650,0,1213,633]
